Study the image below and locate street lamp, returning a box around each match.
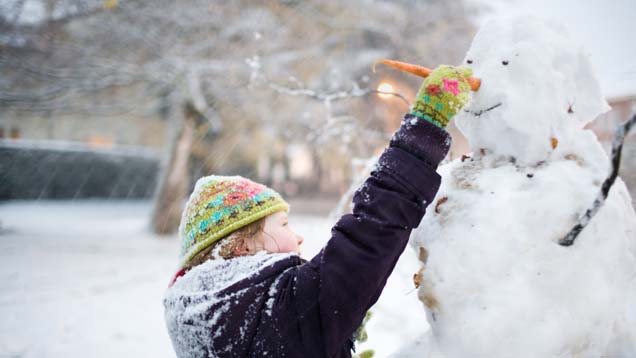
[377,82,394,99]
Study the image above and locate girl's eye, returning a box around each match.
[502,60,509,66]
[466,59,473,64]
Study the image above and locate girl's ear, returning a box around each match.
[232,239,251,257]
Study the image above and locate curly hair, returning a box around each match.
[183,217,266,272]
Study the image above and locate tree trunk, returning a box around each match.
[151,102,197,235]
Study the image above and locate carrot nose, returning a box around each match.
[373,59,481,92]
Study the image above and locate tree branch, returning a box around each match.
[559,113,636,246]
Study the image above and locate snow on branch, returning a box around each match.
[559,113,636,246]
[246,54,410,105]
[245,53,410,130]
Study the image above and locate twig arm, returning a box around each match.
[559,113,636,246]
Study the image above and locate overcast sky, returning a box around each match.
[469,0,636,100]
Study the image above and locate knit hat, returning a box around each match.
[177,175,289,269]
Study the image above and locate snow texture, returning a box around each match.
[409,156,636,357]
[455,16,610,166]
[163,252,293,358]
[0,201,177,358]
[406,16,636,357]
[0,201,344,358]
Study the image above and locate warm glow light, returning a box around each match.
[377,82,394,99]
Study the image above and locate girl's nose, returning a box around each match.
[297,234,304,246]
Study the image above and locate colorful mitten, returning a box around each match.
[410,65,472,128]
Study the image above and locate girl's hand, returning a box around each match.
[410,65,472,128]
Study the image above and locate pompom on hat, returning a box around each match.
[177,175,289,270]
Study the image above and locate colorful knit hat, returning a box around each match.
[177,175,289,269]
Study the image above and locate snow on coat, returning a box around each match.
[163,116,451,357]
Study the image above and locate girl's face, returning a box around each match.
[247,211,304,255]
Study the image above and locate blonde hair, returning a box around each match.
[183,217,266,271]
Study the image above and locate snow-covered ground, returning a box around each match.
[0,201,177,357]
[0,200,426,357]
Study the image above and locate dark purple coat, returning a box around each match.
[164,114,451,358]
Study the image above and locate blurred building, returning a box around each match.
[0,83,167,149]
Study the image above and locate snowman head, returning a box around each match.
[454,16,610,165]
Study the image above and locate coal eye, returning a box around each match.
[466,59,473,64]
[502,60,509,66]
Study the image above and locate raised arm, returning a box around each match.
[309,115,450,355]
[272,65,472,357]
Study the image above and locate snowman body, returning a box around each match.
[408,17,636,357]
[411,153,636,357]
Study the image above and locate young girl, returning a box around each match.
[163,65,473,358]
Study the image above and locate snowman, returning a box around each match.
[394,17,636,357]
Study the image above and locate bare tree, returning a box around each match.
[1,0,475,234]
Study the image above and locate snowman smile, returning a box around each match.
[465,102,502,117]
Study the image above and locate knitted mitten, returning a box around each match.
[410,65,472,128]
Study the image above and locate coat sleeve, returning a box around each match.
[277,114,451,357]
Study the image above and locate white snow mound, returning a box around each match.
[408,155,636,357]
[455,16,611,166]
[403,16,636,357]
